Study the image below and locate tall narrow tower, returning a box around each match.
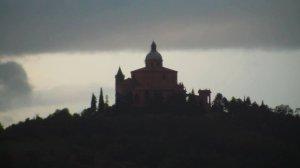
[115,67,125,105]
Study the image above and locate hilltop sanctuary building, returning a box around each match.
[115,42,211,107]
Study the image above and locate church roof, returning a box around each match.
[131,66,177,73]
[145,41,163,62]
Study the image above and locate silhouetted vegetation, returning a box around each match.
[0,122,3,132]
[1,92,300,168]
[90,93,97,112]
[98,88,105,112]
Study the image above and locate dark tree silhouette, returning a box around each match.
[244,96,251,107]
[252,101,259,109]
[48,108,71,119]
[187,89,196,106]
[98,88,105,112]
[259,101,269,112]
[212,93,226,113]
[90,93,97,112]
[1,93,300,168]
[0,122,3,132]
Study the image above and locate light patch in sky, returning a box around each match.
[1,49,300,127]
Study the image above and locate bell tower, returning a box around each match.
[115,67,125,105]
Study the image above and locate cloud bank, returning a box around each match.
[0,61,32,110]
[0,0,299,56]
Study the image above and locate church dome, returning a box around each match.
[145,41,163,62]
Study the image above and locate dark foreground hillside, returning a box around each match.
[1,104,300,168]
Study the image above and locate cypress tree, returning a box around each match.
[98,88,105,112]
[90,93,97,112]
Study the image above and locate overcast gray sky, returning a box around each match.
[0,0,299,55]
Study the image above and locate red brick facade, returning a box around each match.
[115,42,210,107]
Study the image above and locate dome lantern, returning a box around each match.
[145,41,163,68]
[151,41,157,51]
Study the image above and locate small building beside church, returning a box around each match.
[115,41,211,107]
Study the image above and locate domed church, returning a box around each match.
[115,41,211,107]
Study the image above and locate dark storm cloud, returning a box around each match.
[0,0,299,55]
[0,61,32,110]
